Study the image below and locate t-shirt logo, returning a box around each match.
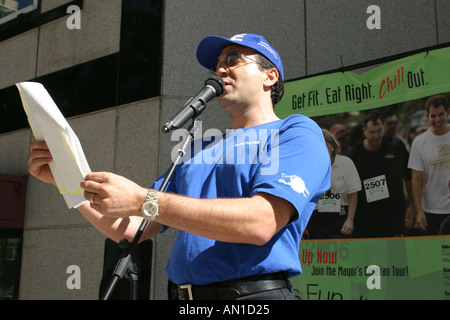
[431,145,450,171]
[278,174,309,198]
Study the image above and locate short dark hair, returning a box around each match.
[363,112,384,128]
[255,54,285,107]
[425,95,448,113]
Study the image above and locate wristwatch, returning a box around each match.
[141,188,159,221]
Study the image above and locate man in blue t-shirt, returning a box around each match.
[28,33,331,300]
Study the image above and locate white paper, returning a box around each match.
[16,82,91,209]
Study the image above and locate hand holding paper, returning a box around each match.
[17,82,91,209]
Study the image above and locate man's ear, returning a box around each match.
[263,68,279,88]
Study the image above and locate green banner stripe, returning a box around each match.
[276,47,450,118]
[292,236,450,300]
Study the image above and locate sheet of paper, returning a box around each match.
[16,82,91,209]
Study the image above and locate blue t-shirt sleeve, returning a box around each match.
[251,115,331,223]
[151,168,177,193]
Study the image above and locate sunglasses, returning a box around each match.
[212,53,260,72]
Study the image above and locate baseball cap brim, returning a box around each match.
[196,36,236,70]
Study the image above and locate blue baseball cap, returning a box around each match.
[196,33,284,80]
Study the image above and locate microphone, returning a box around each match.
[162,75,225,133]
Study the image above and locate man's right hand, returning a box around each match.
[414,210,428,231]
[28,140,57,187]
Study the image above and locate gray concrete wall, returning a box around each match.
[0,0,121,89]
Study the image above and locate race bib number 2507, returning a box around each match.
[364,174,390,203]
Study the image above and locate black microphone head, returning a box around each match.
[205,75,225,96]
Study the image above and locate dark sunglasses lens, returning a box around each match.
[213,54,241,72]
[226,55,240,67]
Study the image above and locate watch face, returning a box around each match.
[143,201,158,218]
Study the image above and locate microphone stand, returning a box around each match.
[101,119,201,300]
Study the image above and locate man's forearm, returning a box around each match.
[77,201,163,243]
[155,191,295,245]
[411,170,424,213]
[81,172,295,245]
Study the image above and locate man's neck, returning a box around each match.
[363,139,381,152]
[229,104,279,129]
[431,125,449,136]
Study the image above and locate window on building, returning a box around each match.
[0,231,23,300]
[0,0,38,25]
[0,174,26,300]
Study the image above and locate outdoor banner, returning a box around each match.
[276,46,450,119]
[279,46,450,300]
[291,236,450,300]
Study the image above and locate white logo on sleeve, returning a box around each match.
[278,174,309,197]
